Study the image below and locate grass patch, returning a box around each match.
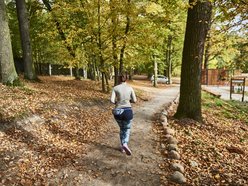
[20,86,35,95]
[202,92,248,125]
[215,99,223,107]
[224,100,248,124]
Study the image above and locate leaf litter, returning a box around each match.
[0,76,150,185]
[0,76,114,185]
[2,77,247,185]
[155,93,248,186]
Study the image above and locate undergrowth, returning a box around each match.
[202,92,248,125]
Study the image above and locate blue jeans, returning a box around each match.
[115,119,132,145]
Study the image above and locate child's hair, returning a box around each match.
[118,74,127,83]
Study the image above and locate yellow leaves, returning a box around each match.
[145,2,164,15]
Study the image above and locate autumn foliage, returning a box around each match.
[0,76,112,184]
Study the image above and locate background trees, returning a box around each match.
[2,0,246,81]
[203,0,248,72]
[4,0,187,84]
[0,0,247,100]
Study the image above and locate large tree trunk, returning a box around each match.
[174,0,212,121]
[0,0,19,85]
[16,0,36,80]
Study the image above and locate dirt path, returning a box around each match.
[77,84,180,186]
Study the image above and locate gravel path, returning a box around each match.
[78,85,180,186]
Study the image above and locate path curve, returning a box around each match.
[79,85,180,186]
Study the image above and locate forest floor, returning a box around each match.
[0,76,247,185]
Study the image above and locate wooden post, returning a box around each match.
[230,78,246,102]
[168,35,172,84]
[48,64,52,76]
[70,67,73,77]
[242,78,245,102]
[230,78,232,100]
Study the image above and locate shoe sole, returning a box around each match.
[123,146,132,156]
[120,149,125,153]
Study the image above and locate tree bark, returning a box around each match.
[97,0,107,92]
[119,0,131,75]
[101,72,106,92]
[174,0,212,121]
[166,35,172,84]
[153,56,158,87]
[114,67,118,85]
[110,0,119,85]
[203,18,213,85]
[203,37,211,70]
[16,0,37,80]
[203,40,210,85]
[104,72,110,92]
[0,0,19,85]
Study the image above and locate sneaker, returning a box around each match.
[122,144,132,156]
[120,146,125,153]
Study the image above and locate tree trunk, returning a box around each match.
[16,0,36,80]
[203,20,212,85]
[174,0,212,121]
[119,0,131,75]
[204,39,210,70]
[110,0,119,86]
[204,41,210,85]
[101,72,106,93]
[128,69,133,80]
[87,55,97,80]
[114,67,119,85]
[0,0,19,85]
[167,35,172,84]
[49,64,52,76]
[98,0,104,92]
[75,66,80,80]
[97,0,108,92]
[153,56,158,87]
[104,72,110,92]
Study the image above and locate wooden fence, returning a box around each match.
[201,69,230,85]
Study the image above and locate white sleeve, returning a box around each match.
[131,88,137,103]
[110,89,116,104]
